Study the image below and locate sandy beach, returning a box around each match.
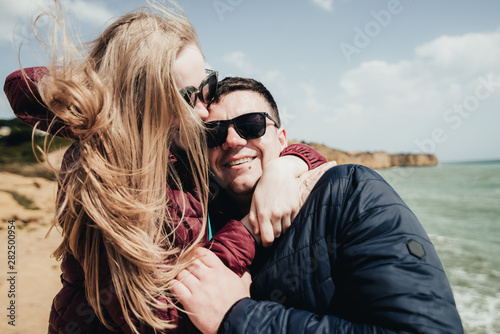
[0,171,62,333]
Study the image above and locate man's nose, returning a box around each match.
[221,125,246,149]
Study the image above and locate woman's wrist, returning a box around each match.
[241,215,262,245]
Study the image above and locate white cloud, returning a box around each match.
[311,0,334,12]
[336,59,441,117]
[278,105,296,126]
[310,0,352,12]
[262,69,287,95]
[222,51,256,75]
[313,28,500,156]
[65,0,115,27]
[334,28,500,117]
[222,51,288,96]
[221,51,295,124]
[415,29,500,79]
[301,82,328,113]
[0,0,44,18]
[0,0,45,43]
[0,0,114,45]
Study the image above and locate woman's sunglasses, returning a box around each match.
[179,69,218,107]
[205,112,279,148]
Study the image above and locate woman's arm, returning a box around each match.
[4,67,75,139]
[249,145,335,246]
[280,143,327,169]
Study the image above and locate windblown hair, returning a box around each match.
[35,2,208,332]
[212,76,281,126]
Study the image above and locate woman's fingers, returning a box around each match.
[298,161,337,204]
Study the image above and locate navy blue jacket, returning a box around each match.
[220,165,463,333]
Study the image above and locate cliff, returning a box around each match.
[293,141,438,169]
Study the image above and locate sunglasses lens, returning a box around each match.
[205,113,270,148]
[179,71,218,108]
[206,121,228,148]
[200,73,218,104]
[180,88,197,107]
[235,113,267,139]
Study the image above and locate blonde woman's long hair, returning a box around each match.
[34,2,208,332]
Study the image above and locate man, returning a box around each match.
[205,77,328,245]
[173,77,464,333]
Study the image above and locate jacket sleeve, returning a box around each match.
[220,298,398,334]
[4,67,75,139]
[280,143,326,169]
[209,220,256,277]
[219,165,463,334]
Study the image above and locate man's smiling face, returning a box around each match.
[207,90,287,203]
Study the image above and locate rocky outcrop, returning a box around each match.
[295,141,438,169]
[389,153,438,168]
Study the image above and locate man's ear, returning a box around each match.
[278,127,287,151]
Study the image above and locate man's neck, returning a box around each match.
[236,200,251,216]
[222,188,253,215]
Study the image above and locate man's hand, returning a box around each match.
[171,247,251,334]
[249,158,337,247]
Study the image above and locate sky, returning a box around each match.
[1,0,500,163]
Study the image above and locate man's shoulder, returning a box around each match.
[315,164,384,189]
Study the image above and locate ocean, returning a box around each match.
[377,161,500,334]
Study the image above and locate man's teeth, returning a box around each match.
[228,157,253,167]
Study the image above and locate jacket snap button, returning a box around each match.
[406,240,426,259]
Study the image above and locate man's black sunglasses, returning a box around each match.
[205,112,279,148]
[179,69,218,107]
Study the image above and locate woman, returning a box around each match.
[4,3,325,333]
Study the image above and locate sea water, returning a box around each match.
[377,161,500,334]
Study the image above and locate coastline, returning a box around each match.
[292,140,438,169]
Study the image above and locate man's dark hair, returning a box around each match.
[212,77,281,127]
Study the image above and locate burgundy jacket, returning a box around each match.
[4,67,326,333]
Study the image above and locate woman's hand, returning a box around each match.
[171,248,251,334]
[249,158,337,247]
[297,161,337,206]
